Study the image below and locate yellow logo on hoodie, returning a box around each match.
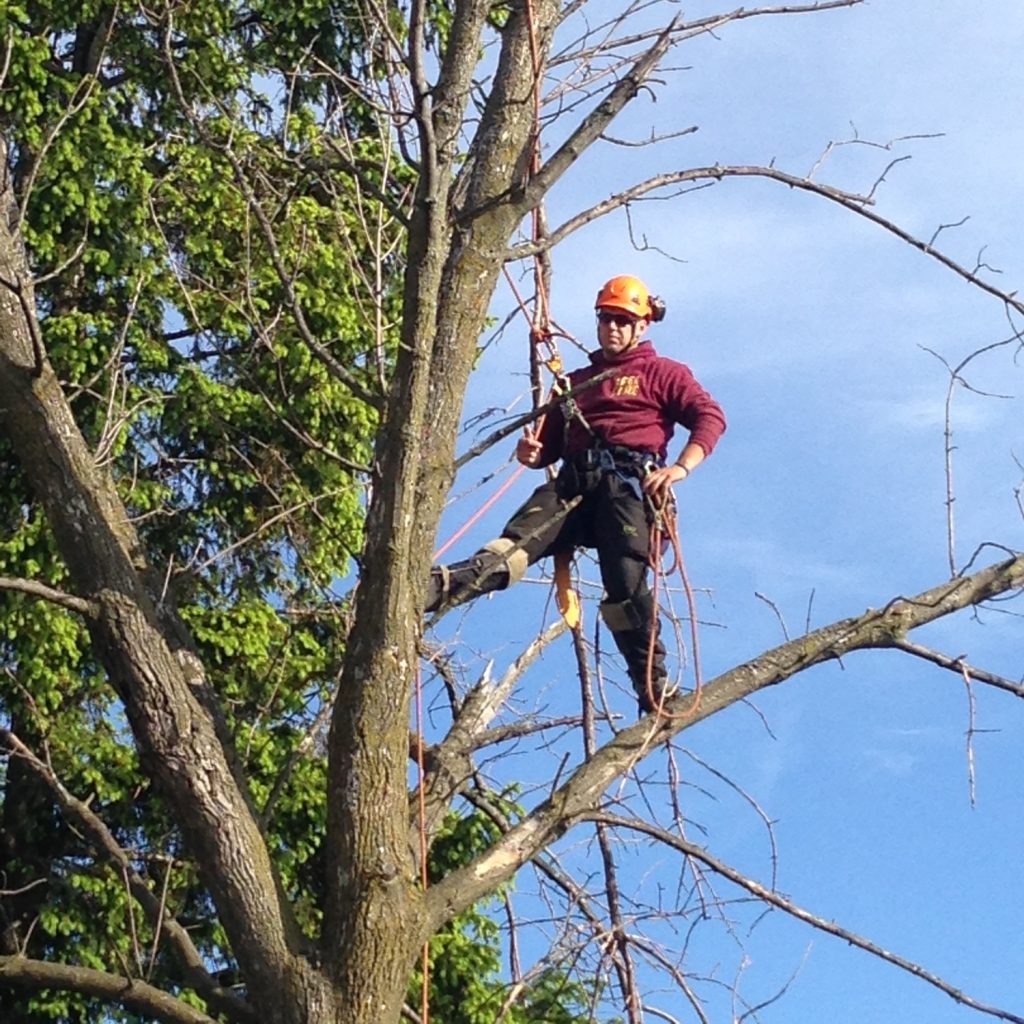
[613,375,640,397]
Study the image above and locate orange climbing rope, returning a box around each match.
[646,499,704,721]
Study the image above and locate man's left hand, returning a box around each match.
[641,464,688,506]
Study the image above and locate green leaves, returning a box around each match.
[0,3,603,1022]
[1,1,395,1016]
[409,806,602,1023]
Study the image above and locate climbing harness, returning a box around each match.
[559,444,661,501]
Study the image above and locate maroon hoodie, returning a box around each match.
[534,341,726,465]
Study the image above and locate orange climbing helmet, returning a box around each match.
[595,275,666,322]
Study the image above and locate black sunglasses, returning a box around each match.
[596,311,638,328]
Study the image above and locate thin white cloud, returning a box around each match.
[859,747,919,778]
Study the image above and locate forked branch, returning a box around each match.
[592,813,1024,1024]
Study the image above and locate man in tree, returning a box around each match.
[426,274,727,712]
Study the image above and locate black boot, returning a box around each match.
[628,659,668,715]
[424,553,510,613]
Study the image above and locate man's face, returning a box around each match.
[596,309,648,360]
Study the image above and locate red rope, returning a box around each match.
[415,662,430,1023]
[646,502,704,721]
[432,463,526,561]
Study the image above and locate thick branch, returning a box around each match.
[516,20,679,215]
[430,0,495,166]
[0,729,256,1024]
[452,368,617,470]
[0,956,220,1024]
[424,555,1024,928]
[0,575,96,617]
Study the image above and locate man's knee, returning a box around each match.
[599,592,654,633]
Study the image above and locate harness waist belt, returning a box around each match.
[569,445,661,477]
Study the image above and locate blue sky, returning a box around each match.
[426,3,1023,1021]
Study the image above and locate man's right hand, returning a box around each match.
[516,426,543,467]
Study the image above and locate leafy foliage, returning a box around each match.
[0,3,608,1021]
[1,0,398,1017]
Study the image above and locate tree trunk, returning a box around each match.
[319,3,564,1018]
[0,146,309,1018]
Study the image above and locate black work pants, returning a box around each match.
[502,473,649,599]
[500,469,666,692]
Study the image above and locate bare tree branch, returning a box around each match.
[509,164,1024,318]
[516,20,680,217]
[919,337,1021,575]
[452,368,617,470]
[0,576,96,617]
[890,639,1024,698]
[425,554,1024,928]
[591,813,1024,1024]
[415,621,567,850]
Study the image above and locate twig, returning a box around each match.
[755,592,790,640]
[509,163,1024,320]
[889,638,1024,699]
[960,662,978,807]
[919,336,1018,575]
[594,812,1024,1024]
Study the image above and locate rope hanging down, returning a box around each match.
[646,497,704,721]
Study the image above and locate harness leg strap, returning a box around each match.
[482,537,529,584]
